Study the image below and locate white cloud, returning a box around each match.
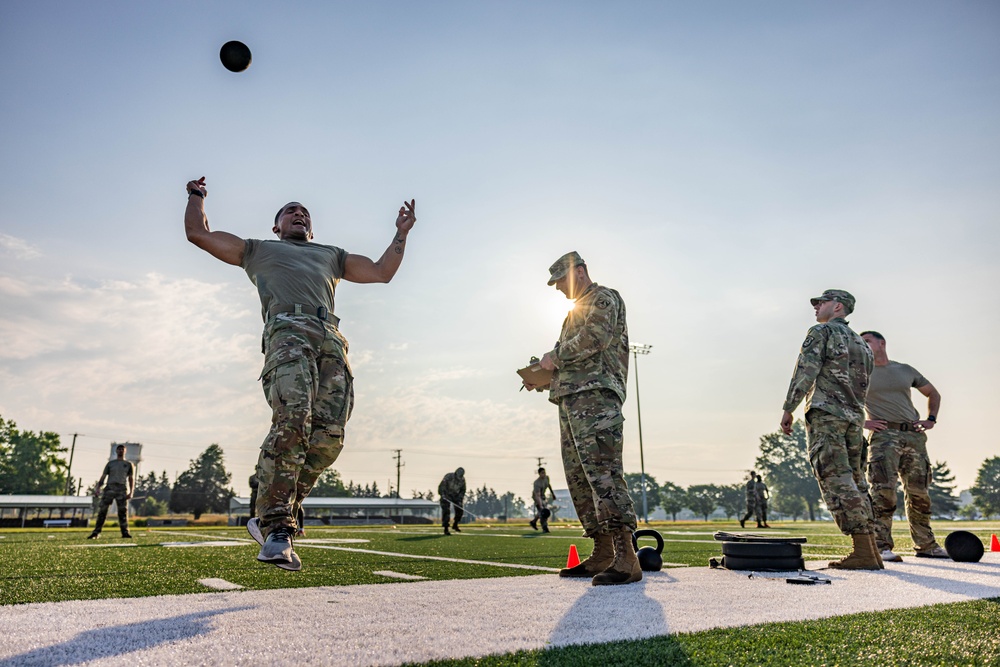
[0,234,41,260]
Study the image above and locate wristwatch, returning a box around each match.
[927,415,936,422]
[187,189,205,198]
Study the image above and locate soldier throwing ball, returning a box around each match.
[522,251,640,586]
[184,177,415,571]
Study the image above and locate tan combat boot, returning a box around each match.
[828,533,882,570]
[559,533,614,578]
[868,534,884,569]
[591,528,643,586]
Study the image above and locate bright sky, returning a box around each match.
[1,2,997,500]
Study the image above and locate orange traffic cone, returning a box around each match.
[566,544,581,568]
[991,534,1000,552]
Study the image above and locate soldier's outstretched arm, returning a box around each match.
[183,177,246,266]
[344,200,416,284]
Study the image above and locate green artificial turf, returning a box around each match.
[0,521,995,609]
[410,597,1000,667]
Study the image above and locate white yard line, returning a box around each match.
[153,529,560,572]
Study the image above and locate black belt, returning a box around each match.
[883,421,919,432]
[268,303,336,325]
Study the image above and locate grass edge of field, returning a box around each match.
[407,596,1000,667]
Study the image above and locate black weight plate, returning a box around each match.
[714,531,807,544]
[722,555,805,571]
[722,541,802,558]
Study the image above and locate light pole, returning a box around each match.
[630,343,652,523]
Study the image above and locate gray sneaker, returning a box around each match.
[256,526,302,571]
[247,518,264,546]
[915,545,950,559]
[880,549,904,562]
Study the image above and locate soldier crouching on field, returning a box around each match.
[523,251,640,585]
[439,468,466,535]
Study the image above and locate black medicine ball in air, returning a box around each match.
[220,41,252,72]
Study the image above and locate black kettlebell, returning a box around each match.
[632,528,664,572]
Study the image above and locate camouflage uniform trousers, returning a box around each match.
[558,388,637,537]
[440,497,464,527]
[93,483,129,534]
[533,500,550,531]
[755,498,768,524]
[256,314,354,537]
[741,496,756,524]
[805,409,874,535]
[866,428,938,552]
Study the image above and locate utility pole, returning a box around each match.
[630,344,652,523]
[64,433,78,495]
[392,449,404,499]
[536,457,545,469]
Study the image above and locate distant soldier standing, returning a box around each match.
[530,467,556,532]
[438,468,466,535]
[88,444,134,539]
[754,474,770,528]
[781,289,881,570]
[860,331,948,562]
[523,251,640,586]
[739,472,756,529]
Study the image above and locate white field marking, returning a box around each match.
[160,541,246,548]
[296,538,370,544]
[373,570,428,580]
[197,578,244,590]
[156,530,561,572]
[293,543,561,572]
[64,543,139,548]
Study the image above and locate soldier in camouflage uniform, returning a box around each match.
[781,289,881,570]
[754,474,770,528]
[860,331,948,562]
[438,468,466,535]
[184,176,416,570]
[530,467,556,532]
[739,472,757,528]
[523,251,640,586]
[88,444,134,539]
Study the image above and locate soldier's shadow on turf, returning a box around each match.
[547,578,671,649]
[875,561,1000,599]
[0,606,253,666]
[399,535,446,542]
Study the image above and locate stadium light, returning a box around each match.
[630,343,652,524]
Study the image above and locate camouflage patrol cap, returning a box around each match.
[547,251,586,285]
[810,289,856,315]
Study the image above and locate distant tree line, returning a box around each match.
[2,412,999,521]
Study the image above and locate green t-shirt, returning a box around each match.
[102,459,133,487]
[533,475,552,502]
[864,360,928,423]
[241,238,349,322]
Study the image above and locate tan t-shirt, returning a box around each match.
[241,238,349,322]
[102,459,133,487]
[864,361,928,423]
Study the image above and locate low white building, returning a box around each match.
[229,496,439,526]
[0,495,94,527]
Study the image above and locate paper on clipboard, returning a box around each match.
[517,363,553,387]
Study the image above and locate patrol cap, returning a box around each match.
[547,251,586,285]
[810,289,856,315]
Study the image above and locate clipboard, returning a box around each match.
[517,363,553,387]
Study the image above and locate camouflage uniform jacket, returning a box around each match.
[438,473,466,503]
[745,479,755,501]
[548,283,629,404]
[782,317,873,425]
